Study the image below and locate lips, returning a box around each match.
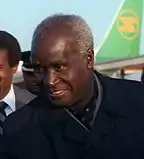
[49,89,67,97]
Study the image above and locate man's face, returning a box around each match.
[0,49,17,99]
[22,64,44,95]
[31,25,94,107]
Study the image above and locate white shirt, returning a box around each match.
[0,85,16,116]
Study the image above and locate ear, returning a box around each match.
[12,65,18,74]
[87,50,94,69]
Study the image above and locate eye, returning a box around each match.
[54,64,65,71]
[34,66,45,74]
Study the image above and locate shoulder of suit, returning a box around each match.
[95,72,144,120]
[96,71,144,105]
[3,96,47,135]
[13,85,36,97]
[108,75,144,94]
[13,85,36,102]
[96,71,144,92]
[3,96,53,135]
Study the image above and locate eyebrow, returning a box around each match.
[50,59,67,64]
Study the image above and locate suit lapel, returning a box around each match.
[38,103,86,159]
[14,85,25,109]
[38,104,67,135]
[88,72,128,144]
[38,104,89,143]
[64,109,89,143]
[88,102,116,144]
[38,103,117,153]
[13,85,36,110]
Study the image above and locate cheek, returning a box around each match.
[0,72,12,86]
[71,69,89,91]
[64,70,84,90]
[0,72,7,79]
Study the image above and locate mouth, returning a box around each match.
[49,89,67,97]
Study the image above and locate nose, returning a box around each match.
[44,70,59,87]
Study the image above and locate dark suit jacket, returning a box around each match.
[13,85,36,110]
[1,72,144,159]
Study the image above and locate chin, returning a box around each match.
[49,97,72,108]
[50,100,68,107]
[46,90,72,107]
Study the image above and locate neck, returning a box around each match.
[72,75,95,111]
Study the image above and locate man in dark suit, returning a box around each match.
[1,14,144,159]
[0,31,35,134]
[22,61,44,96]
[21,50,45,96]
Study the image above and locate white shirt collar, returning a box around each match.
[1,84,16,112]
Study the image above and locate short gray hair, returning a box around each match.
[32,14,94,54]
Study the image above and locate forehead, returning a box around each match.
[0,49,8,64]
[32,30,79,64]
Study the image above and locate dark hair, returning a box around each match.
[0,31,21,67]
